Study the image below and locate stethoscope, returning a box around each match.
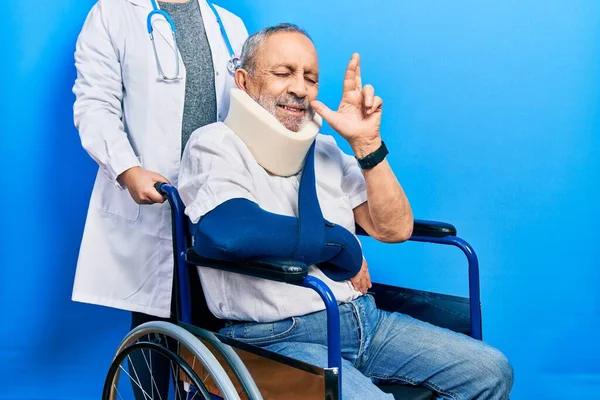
[147,0,241,81]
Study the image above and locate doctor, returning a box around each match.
[71,0,247,395]
[73,0,247,322]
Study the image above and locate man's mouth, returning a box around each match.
[277,104,306,116]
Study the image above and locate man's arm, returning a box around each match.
[311,54,413,243]
[193,198,364,281]
[353,157,413,243]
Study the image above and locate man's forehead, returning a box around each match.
[259,32,318,70]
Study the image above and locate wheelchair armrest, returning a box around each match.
[412,219,457,238]
[185,248,308,283]
[355,219,457,239]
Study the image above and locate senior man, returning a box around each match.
[178,23,513,400]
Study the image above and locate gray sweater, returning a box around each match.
[158,0,217,154]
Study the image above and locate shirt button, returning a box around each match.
[216,71,220,76]
[218,113,222,119]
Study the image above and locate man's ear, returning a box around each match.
[234,69,249,90]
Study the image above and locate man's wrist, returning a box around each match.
[350,137,382,159]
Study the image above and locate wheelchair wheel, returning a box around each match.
[103,321,241,400]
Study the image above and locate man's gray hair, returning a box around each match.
[239,23,312,76]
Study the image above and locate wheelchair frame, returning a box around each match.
[146,183,483,399]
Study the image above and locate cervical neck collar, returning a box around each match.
[224,88,322,177]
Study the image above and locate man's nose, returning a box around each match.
[288,74,308,98]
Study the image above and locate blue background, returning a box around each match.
[2,0,599,399]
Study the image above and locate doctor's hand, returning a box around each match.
[350,258,372,295]
[119,166,170,204]
[310,53,383,159]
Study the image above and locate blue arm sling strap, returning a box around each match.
[191,141,363,281]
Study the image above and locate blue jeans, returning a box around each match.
[219,295,513,400]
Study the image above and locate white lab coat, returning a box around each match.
[71,0,248,317]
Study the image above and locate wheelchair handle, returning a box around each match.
[154,182,168,195]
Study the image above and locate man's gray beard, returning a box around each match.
[252,92,315,132]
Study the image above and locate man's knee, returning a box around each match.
[475,346,514,399]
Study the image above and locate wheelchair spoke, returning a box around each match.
[139,343,163,400]
[169,363,179,400]
[194,355,242,398]
[162,335,182,400]
[173,335,183,400]
[187,356,199,400]
[112,383,124,400]
[188,387,199,400]
[149,344,155,399]
[121,359,153,400]
[201,368,211,385]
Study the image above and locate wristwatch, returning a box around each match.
[356,141,389,169]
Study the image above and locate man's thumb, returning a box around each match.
[311,100,336,124]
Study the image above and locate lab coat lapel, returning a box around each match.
[127,0,151,7]
[198,0,227,113]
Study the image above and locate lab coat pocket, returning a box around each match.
[96,159,141,222]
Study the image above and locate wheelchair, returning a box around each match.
[102,183,483,400]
